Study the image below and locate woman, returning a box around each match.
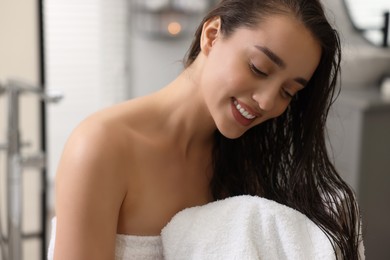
[51,0,362,259]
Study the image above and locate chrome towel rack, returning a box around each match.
[0,80,62,260]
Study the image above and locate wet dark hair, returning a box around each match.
[184,0,362,259]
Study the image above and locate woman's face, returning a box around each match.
[199,14,321,139]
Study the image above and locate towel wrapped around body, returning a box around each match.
[161,195,360,260]
[48,195,365,259]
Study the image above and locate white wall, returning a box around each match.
[128,3,206,98]
[45,0,130,211]
[129,33,193,98]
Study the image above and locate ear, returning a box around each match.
[200,16,221,56]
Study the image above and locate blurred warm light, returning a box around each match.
[167,22,182,36]
[132,0,214,38]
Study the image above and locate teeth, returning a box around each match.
[234,100,256,120]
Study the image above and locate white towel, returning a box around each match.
[161,195,336,260]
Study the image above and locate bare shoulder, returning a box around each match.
[56,106,131,190]
[54,105,134,259]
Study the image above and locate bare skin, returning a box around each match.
[54,14,321,260]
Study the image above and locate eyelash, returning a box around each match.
[250,63,294,99]
[281,89,294,99]
[249,63,268,77]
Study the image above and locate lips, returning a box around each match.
[233,99,256,119]
[231,98,259,126]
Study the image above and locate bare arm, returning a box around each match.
[53,119,127,260]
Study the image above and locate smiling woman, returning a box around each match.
[191,14,321,138]
[49,1,364,260]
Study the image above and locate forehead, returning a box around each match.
[226,14,322,77]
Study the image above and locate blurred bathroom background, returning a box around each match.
[0,0,389,259]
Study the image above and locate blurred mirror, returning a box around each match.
[343,0,389,47]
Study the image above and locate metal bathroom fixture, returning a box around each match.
[0,80,62,260]
[131,0,215,38]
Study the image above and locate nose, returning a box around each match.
[252,85,279,112]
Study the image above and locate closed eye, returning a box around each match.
[282,89,294,99]
[249,63,268,77]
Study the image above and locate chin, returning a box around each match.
[217,127,246,140]
[213,113,251,139]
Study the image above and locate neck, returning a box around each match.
[150,68,216,157]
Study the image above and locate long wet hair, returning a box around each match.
[184,0,362,259]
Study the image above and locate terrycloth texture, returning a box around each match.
[48,196,364,259]
[47,218,164,260]
[115,235,163,260]
[161,195,336,260]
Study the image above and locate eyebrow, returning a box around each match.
[254,45,308,87]
[255,45,286,68]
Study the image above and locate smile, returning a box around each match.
[233,100,256,120]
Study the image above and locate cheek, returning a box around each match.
[218,67,252,97]
[260,101,290,122]
[203,64,245,97]
[208,50,248,90]
[272,102,290,118]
